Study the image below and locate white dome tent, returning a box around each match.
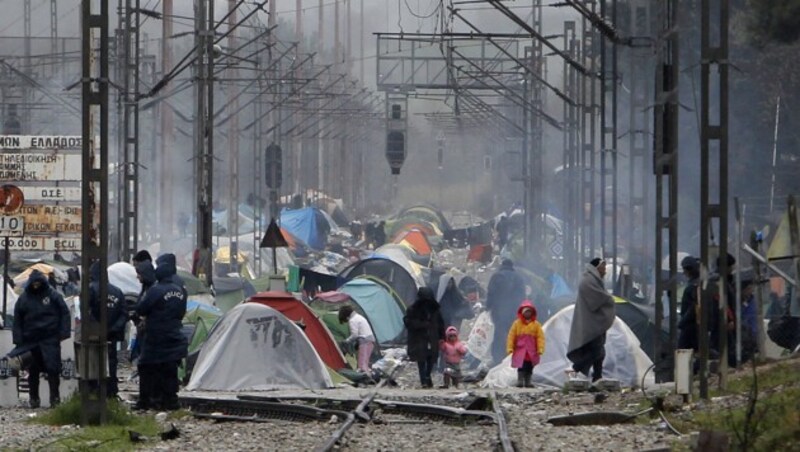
[482,305,655,389]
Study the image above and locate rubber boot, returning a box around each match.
[523,371,532,388]
[516,370,524,388]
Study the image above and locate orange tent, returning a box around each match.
[248,291,347,370]
[393,228,432,256]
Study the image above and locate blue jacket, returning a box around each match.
[135,254,188,364]
[89,261,128,342]
[10,270,70,374]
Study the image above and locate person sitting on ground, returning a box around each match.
[439,326,468,388]
[507,300,545,388]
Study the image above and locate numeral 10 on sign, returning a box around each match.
[0,215,24,237]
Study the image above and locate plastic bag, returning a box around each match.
[466,311,494,365]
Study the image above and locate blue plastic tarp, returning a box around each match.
[280,207,326,250]
[548,273,573,299]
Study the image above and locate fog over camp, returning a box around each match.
[0,1,799,450]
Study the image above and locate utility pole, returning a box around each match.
[627,0,652,295]
[195,0,215,287]
[700,0,730,393]
[227,0,240,274]
[23,0,31,133]
[360,0,365,83]
[600,0,618,285]
[80,0,110,424]
[654,0,680,384]
[160,0,174,248]
[120,0,141,262]
[563,20,579,280]
[50,0,58,76]
[580,0,598,267]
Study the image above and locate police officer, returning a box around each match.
[10,270,70,408]
[88,261,128,397]
[135,254,187,410]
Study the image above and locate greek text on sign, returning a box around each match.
[20,186,81,203]
[19,205,81,234]
[0,153,81,181]
[0,216,24,237]
[0,236,80,252]
[0,135,82,150]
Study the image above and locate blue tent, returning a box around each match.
[339,278,405,344]
[280,207,329,251]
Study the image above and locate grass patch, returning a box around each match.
[666,357,800,450]
[29,394,162,451]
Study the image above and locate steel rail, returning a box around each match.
[490,391,515,452]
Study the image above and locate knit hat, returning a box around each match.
[590,257,605,267]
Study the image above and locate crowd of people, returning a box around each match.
[5,249,188,411]
[2,226,778,409]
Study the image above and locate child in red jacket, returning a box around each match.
[439,326,468,388]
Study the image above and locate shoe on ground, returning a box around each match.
[29,398,40,409]
[49,397,60,408]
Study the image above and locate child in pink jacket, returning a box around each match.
[439,326,468,388]
[506,300,545,388]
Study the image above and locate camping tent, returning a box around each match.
[339,257,419,307]
[393,228,433,256]
[248,291,347,370]
[395,205,451,232]
[482,305,655,388]
[186,302,334,391]
[373,245,426,286]
[280,207,330,251]
[316,278,406,345]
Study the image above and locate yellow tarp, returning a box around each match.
[214,246,249,264]
[767,210,800,260]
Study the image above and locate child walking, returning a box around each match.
[506,300,545,388]
[439,326,468,388]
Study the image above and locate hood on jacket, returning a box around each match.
[25,269,50,293]
[89,260,102,282]
[445,326,459,338]
[136,261,157,287]
[155,253,177,281]
[517,299,537,322]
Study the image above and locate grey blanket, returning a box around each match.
[568,264,615,354]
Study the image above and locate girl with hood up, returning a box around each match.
[404,287,445,388]
[506,300,545,388]
[439,326,468,388]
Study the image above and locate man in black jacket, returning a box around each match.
[135,254,187,410]
[10,270,70,408]
[403,287,445,388]
[88,261,128,397]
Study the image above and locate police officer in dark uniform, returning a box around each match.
[135,254,187,410]
[10,270,70,408]
[88,261,128,397]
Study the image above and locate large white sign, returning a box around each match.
[0,236,80,251]
[0,153,82,181]
[0,135,82,150]
[20,186,81,203]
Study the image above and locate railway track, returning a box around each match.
[180,390,516,451]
